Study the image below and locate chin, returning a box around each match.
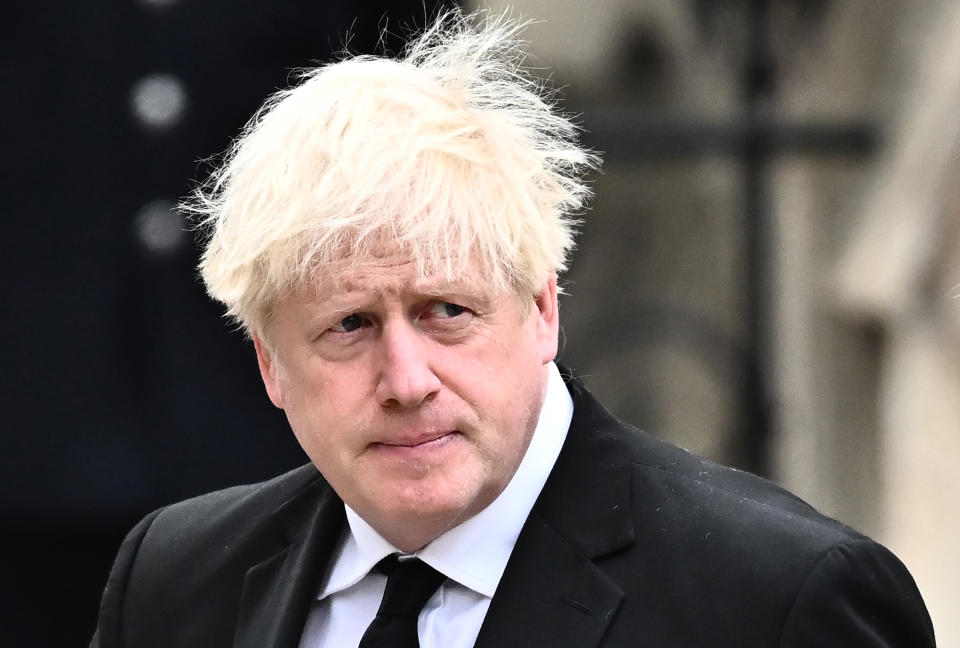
[388,484,477,520]
[373,479,486,532]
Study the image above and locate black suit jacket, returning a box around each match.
[92,376,935,647]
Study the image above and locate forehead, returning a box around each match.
[300,251,492,303]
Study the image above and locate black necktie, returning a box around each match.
[358,555,447,648]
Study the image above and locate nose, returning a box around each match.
[375,320,441,408]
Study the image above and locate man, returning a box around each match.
[92,10,935,647]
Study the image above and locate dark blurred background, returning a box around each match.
[2,1,447,643]
[4,0,959,645]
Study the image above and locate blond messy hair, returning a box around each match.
[186,8,599,336]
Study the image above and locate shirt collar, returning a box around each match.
[318,362,573,600]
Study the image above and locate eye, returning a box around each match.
[427,301,467,319]
[330,313,366,333]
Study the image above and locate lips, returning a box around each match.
[374,430,457,448]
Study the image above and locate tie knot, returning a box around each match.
[376,555,446,618]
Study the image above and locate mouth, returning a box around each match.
[370,431,461,456]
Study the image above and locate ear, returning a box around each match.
[253,334,285,409]
[533,275,560,364]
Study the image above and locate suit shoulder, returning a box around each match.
[624,426,861,548]
[609,431,935,645]
[132,463,328,562]
[563,374,859,549]
[155,463,322,522]
[563,394,933,644]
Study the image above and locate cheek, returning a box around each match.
[279,353,359,404]
[481,369,544,456]
[284,366,375,443]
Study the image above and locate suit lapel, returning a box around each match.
[474,375,635,648]
[472,511,627,648]
[233,476,346,648]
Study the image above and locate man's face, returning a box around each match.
[254,254,559,552]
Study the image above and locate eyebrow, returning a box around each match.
[313,280,491,313]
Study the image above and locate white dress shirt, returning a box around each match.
[298,362,573,648]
